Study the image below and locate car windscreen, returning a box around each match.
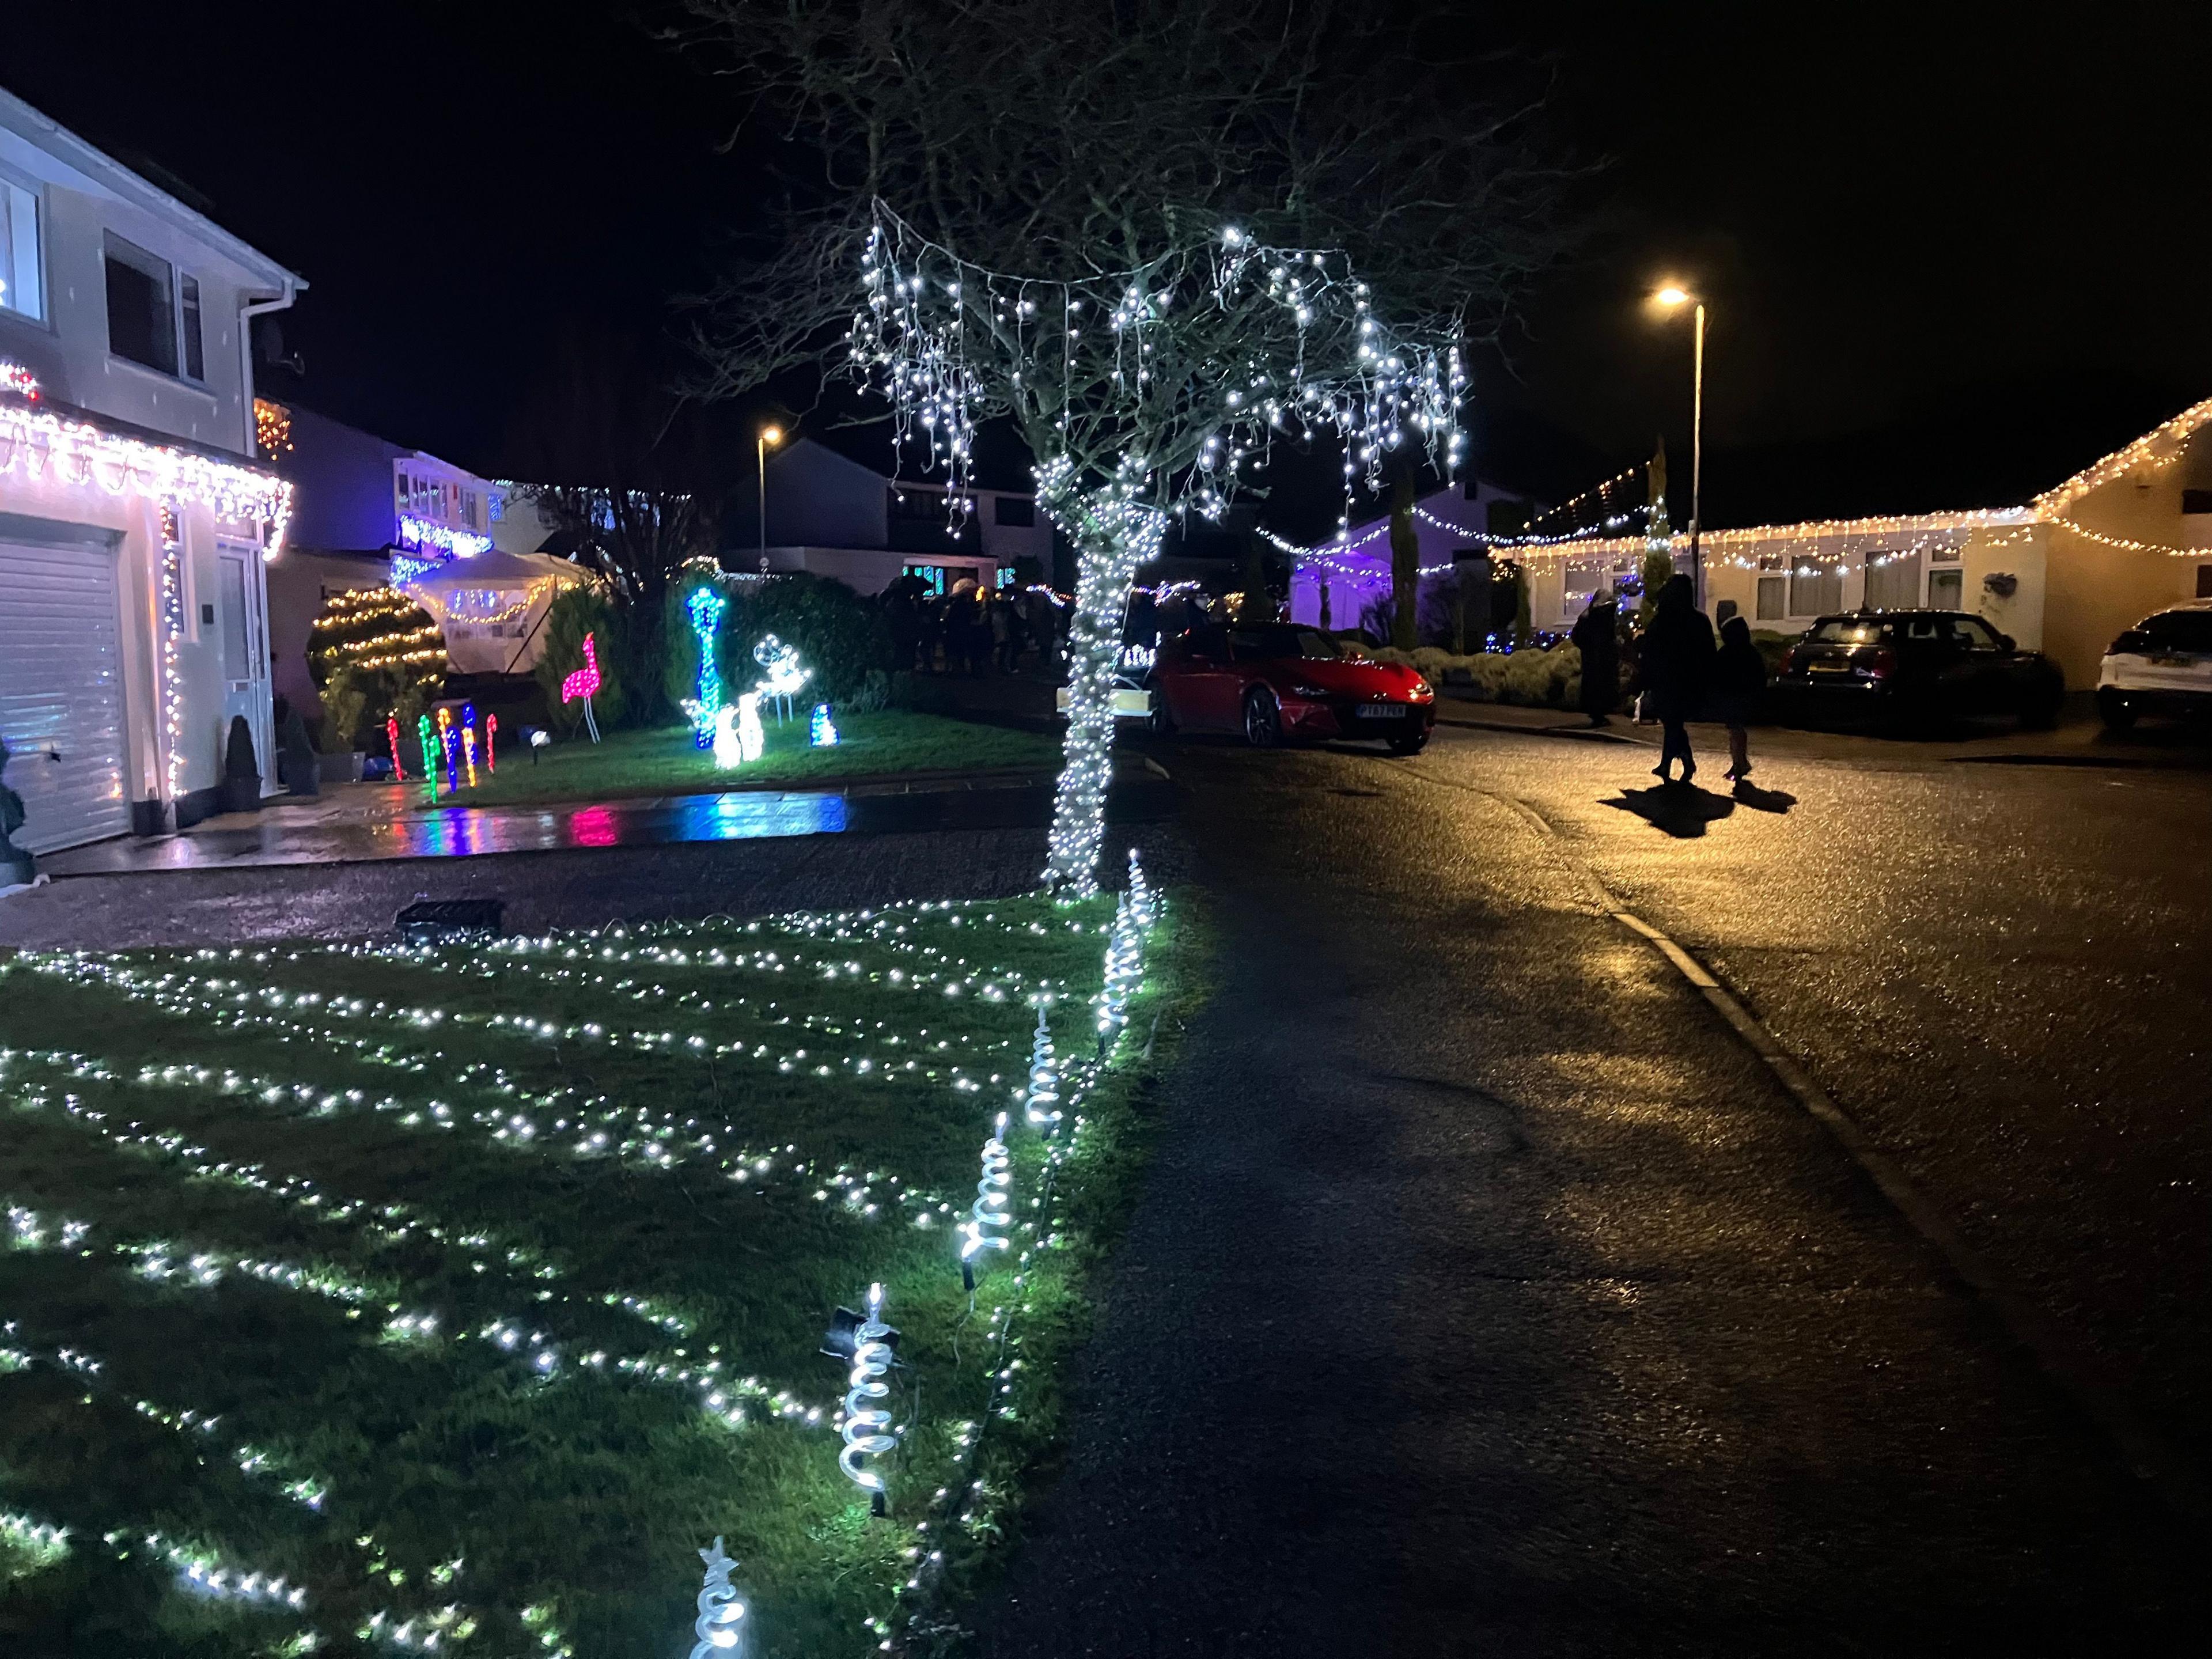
[1229,627,1349,660]
[1804,618,1891,645]
[2138,611,2212,652]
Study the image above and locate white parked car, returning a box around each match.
[2098,601,2212,728]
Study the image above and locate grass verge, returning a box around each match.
[430,713,1058,809]
[0,885,1190,1657]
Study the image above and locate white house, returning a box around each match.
[747,436,1055,594]
[0,86,301,850]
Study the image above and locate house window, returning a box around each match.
[1755,576,1786,620]
[1929,567,1964,609]
[0,171,43,322]
[104,234,204,381]
[1789,560,1843,616]
[994,495,1035,527]
[2196,565,2212,598]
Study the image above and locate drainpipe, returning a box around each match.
[238,278,301,463]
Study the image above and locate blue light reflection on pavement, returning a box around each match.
[388,792,851,857]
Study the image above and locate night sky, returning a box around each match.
[9,1,2209,534]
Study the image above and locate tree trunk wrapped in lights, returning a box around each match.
[681,1,1569,893]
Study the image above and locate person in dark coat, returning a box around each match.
[1569,596,1620,726]
[1714,613,1767,782]
[1638,573,1715,785]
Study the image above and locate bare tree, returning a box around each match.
[503,325,722,606]
[675,0,1571,888]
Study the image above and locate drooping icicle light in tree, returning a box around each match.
[847,207,1464,896]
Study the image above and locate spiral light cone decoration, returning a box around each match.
[838,1283,897,1517]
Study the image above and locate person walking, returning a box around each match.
[1639,573,1715,785]
[1714,613,1766,782]
[1570,594,1620,726]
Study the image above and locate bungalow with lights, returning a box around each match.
[1487,400,2212,692]
[0,85,300,850]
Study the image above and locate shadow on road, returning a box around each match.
[1601,782,1738,837]
[1730,779,1798,813]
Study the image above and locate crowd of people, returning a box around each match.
[881,577,1070,676]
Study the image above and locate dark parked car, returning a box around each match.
[1770,610,2064,729]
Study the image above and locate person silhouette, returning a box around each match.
[1639,574,1715,785]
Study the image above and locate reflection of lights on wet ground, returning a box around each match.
[673,793,848,840]
[569,806,619,849]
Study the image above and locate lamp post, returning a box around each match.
[1653,286,1705,608]
[756,425,783,559]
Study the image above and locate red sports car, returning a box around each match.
[1149,623,1435,752]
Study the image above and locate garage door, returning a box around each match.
[0,536,131,853]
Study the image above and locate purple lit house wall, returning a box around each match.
[1287,481,1530,631]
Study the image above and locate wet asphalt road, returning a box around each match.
[975,720,2210,1657]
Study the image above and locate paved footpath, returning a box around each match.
[974,737,2203,1658]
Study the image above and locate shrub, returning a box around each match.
[534,586,629,733]
[726,573,889,705]
[319,668,369,752]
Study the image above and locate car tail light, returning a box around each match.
[1777,646,1796,675]
[1865,647,1897,680]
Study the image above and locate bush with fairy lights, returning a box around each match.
[307,587,448,749]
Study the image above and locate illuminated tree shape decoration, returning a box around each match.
[851,208,1464,896]
[838,1282,897,1516]
[560,632,603,743]
[689,1537,748,1659]
[686,586,729,749]
[959,1112,1013,1290]
[1127,847,1159,930]
[1094,891,1145,1058]
[809,703,838,747]
[1021,1003,1062,1134]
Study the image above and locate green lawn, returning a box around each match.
[435,713,1058,809]
[0,888,1183,1657]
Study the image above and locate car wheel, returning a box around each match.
[2097,687,2137,730]
[1149,691,1177,736]
[1387,725,1429,755]
[1243,688,1282,748]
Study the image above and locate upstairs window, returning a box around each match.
[993,494,1035,527]
[2181,489,2212,516]
[0,171,43,322]
[104,233,206,382]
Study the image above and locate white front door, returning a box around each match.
[0,534,132,852]
[215,544,272,790]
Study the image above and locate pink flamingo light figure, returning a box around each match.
[560,631,603,743]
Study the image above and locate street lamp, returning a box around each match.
[1653,285,1705,608]
[757,424,784,559]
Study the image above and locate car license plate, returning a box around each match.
[1355,704,1406,719]
[1808,660,1850,674]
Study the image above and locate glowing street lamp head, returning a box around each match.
[759,425,783,447]
[1654,285,1693,309]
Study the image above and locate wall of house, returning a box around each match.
[280,404,410,551]
[0,461,273,826]
[0,124,276,459]
[2039,433,2212,690]
[764,442,892,550]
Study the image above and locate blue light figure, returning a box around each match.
[686,586,728,749]
[810,703,839,747]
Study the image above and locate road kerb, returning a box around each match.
[1607,902,2209,1525]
